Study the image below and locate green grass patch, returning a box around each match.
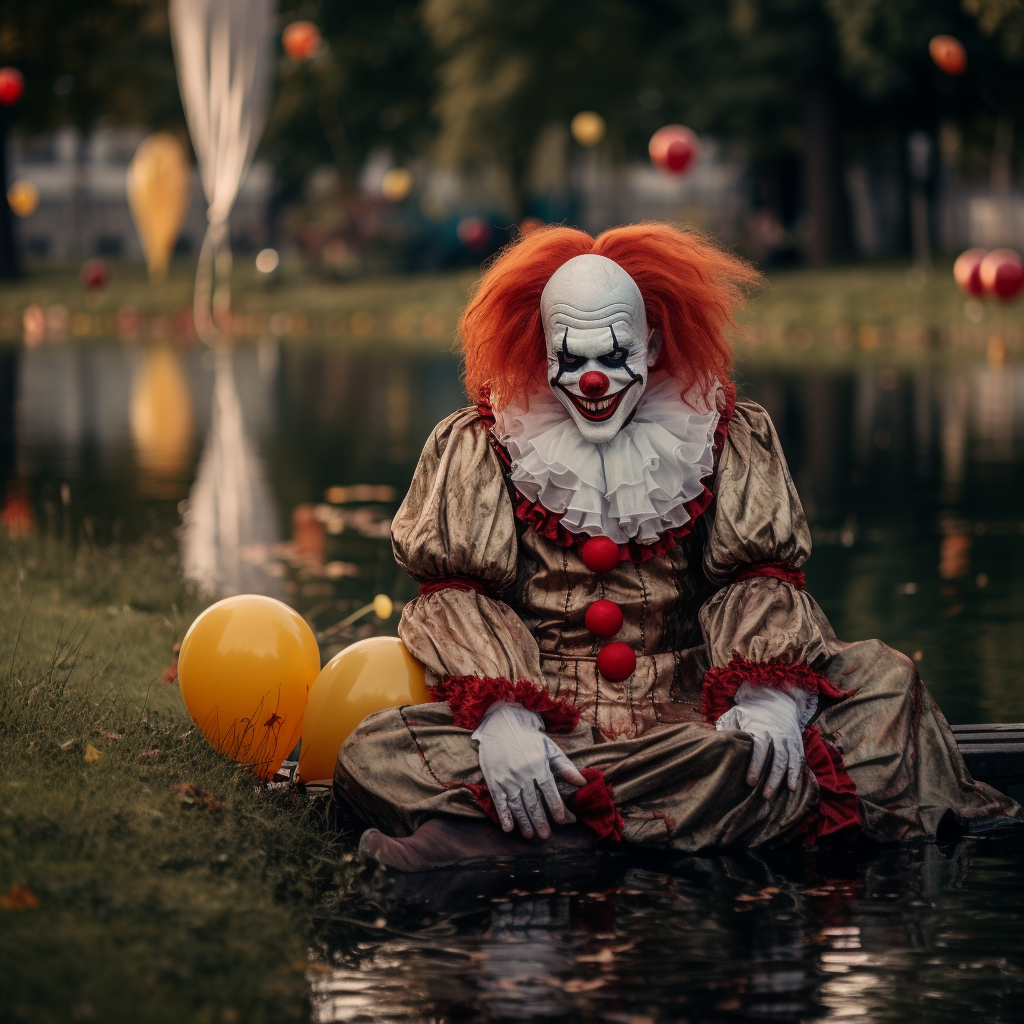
[1,257,1020,368]
[0,533,355,1023]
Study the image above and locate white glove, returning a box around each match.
[472,701,588,839]
[716,683,816,798]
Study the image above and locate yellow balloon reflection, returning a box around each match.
[131,344,194,495]
[178,595,321,779]
[298,637,429,783]
[127,133,191,283]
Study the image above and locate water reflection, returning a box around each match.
[130,344,194,496]
[6,342,1024,716]
[312,836,1024,1023]
[180,347,281,597]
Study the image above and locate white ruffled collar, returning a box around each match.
[491,374,722,545]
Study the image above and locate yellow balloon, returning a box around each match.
[126,132,191,284]
[7,180,39,218]
[297,637,429,783]
[178,595,320,779]
[570,110,606,147]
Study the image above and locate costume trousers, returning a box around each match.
[334,640,1019,851]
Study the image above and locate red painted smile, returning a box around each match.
[558,378,638,421]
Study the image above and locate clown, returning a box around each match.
[335,224,1019,870]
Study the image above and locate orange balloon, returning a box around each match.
[929,35,967,76]
[297,637,429,783]
[283,21,321,61]
[178,595,320,779]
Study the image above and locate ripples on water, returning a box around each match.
[2,339,1023,1020]
[311,837,1024,1023]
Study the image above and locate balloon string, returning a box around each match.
[317,597,392,643]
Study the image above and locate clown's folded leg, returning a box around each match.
[336,639,1018,869]
[333,223,1020,871]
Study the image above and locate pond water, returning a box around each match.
[2,339,1023,1021]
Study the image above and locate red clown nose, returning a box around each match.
[579,371,609,397]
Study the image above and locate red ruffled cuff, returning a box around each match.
[430,674,581,734]
[459,767,624,841]
[699,656,849,724]
[700,656,861,845]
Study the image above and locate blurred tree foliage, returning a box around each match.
[0,1,181,133]
[263,1,438,203]
[424,0,1024,257]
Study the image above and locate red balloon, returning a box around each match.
[929,35,967,76]
[457,216,491,252]
[585,600,623,639]
[649,125,701,176]
[283,21,321,61]
[0,67,24,107]
[580,536,620,574]
[596,642,636,682]
[953,248,986,297]
[80,259,110,291]
[979,249,1024,301]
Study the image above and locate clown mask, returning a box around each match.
[540,254,661,444]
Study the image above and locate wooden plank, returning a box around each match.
[951,722,1024,733]
[949,725,1024,788]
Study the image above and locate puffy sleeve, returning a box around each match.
[392,407,579,733]
[697,400,847,721]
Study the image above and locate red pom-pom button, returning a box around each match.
[581,536,619,574]
[585,600,623,639]
[596,641,636,682]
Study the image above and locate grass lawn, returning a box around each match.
[0,531,357,1023]
[1,256,1022,368]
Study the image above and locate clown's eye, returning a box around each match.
[559,352,586,372]
[599,349,629,368]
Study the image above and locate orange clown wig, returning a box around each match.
[460,223,762,410]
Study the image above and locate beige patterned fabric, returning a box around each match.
[336,400,1020,849]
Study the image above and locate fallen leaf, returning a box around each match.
[97,730,122,741]
[172,782,222,810]
[563,978,606,993]
[1,885,40,910]
[161,660,178,683]
[138,749,161,758]
[84,744,102,763]
[58,738,75,751]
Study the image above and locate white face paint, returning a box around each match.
[540,254,661,444]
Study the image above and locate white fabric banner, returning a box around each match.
[169,0,275,228]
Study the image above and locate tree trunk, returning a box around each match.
[0,111,20,280]
[802,84,850,266]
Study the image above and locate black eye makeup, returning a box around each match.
[558,351,587,372]
[599,349,629,368]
